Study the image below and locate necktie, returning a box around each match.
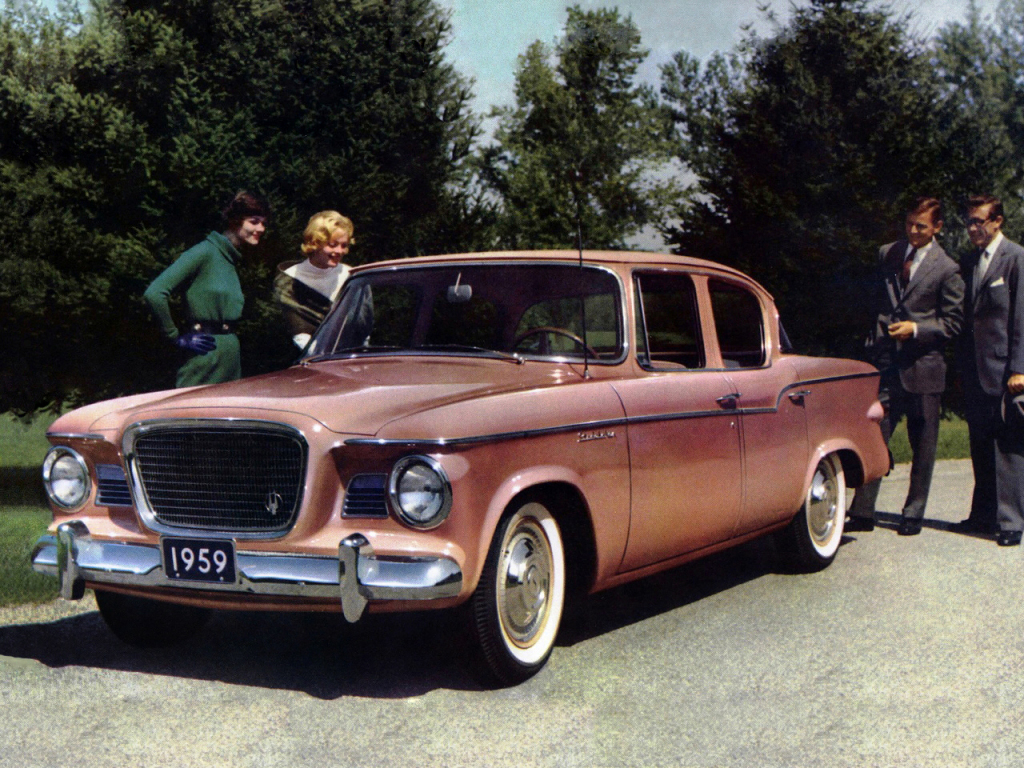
[975,248,991,289]
[900,248,915,289]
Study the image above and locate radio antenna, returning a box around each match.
[574,168,590,380]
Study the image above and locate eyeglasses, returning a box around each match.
[967,217,993,228]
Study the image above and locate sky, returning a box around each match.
[438,0,1002,115]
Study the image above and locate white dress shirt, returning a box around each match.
[976,231,1004,287]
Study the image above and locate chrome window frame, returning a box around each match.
[308,260,630,366]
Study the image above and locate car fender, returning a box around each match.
[465,463,588,593]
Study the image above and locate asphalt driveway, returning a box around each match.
[2,459,1022,768]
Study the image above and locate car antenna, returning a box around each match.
[574,171,591,380]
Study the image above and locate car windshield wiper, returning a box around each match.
[413,344,524,364]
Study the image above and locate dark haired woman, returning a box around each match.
[144,191,269,387]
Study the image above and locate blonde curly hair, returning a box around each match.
[301,210,355,255]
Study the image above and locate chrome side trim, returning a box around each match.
[345,416,632,447]
[46,432,107,442]
[344,371,884,448]
[31,525,463,621]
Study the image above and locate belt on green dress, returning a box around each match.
[189,321,238,335]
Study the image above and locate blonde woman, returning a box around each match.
[275,210,354,349]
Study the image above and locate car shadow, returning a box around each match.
[0,535,818,698]
[0,603,481,698]
[559,534,792,646]
[873,510,996,540]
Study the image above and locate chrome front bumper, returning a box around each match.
[31,522,463,622]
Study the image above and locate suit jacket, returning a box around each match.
[959,235,1024,397]
[867,240,964,394]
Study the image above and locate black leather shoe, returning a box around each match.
[996,530,1022,547]
[898,518,923,536]
[845,516,875,532]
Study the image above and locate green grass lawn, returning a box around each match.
[889,414,970,464]
[0,506,59,605]
[0,413,58,605]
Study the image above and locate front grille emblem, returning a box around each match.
[265,491,283,516]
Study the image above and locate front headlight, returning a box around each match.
[42,447,91,509]
[388,455,452,529]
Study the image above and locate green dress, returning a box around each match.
[144,232,244,387]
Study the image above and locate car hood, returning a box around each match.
[66,357,590,438]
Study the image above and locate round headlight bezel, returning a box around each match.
[388,455,452,530]
[42,446,92,510]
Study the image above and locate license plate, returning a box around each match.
[162,537,237,584]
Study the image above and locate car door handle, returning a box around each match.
[716,392,741,409]
[788,389,812,404]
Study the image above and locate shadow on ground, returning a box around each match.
[0,535,812,698]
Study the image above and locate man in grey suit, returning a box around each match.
[847,197,965,535]
[955,194,1024,546]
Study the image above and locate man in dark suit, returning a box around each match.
[847,197,965,535]
[955,194,1024,546]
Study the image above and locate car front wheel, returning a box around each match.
[95,590,211,648]
[776,452,846,571]
[470,500,566,686]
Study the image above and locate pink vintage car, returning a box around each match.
[33,250,888,685]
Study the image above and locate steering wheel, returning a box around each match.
[512,326,600,358]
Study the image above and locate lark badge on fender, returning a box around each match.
[33,250,888,686]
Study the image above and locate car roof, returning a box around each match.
[350,249,762,288]
[348,250,770,303]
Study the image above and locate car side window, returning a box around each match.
[634,272,704,369]
[709,280,765,368]
[515,293,619,358]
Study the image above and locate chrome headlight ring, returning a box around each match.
[42,446,92,510]
[388,455,452,530]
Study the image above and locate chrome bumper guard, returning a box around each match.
[31,523,463,623]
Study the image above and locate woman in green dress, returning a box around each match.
[144,191,270,387]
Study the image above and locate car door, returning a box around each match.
[614,270,744,572]
[707,278,809,535]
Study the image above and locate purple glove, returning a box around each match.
[175,332,216,355]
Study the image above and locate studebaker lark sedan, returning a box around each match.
[33,250,888,685]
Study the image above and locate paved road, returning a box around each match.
[2,459,1023,767]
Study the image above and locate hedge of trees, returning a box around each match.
[3,0,1024,413]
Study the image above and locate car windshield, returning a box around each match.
[303,263,623,363]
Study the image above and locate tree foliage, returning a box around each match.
[931,0,1024,241]
[661,0,955,358]
[479,5,674,250]
[0,0,485,414]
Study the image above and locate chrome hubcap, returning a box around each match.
[807,460,839,544]
[497,519,551,647]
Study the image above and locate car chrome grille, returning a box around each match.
[128,424,306,533]
[342,474,388,518]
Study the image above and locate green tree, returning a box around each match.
[931,2,1018,234]
[479,5,674,250]
[0,0,484,415]
[661,0,952,358]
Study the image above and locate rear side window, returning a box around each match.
[634,272,704,369]
[709,280,765,368]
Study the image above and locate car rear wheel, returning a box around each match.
[776,452,846,571]
[470,500,566,686]
[95,590,211,648]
